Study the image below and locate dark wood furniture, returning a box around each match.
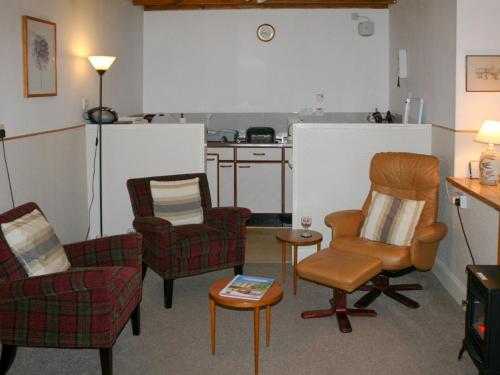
[459,265,500,374]
[276,229,322,294]
[209,276,283,375]
[134,0,396,11]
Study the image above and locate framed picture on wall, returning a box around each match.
[466,55,500,92]
[22,16,57,97]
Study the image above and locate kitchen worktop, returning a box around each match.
[207,141,292,148]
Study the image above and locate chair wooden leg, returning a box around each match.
[141,263,147,281]
[354,275,422,309]
[354,289,382,308]
[0,345,17,375]
[99,347,112,375]
[383,289,420,309]
[234,265,243,275]
[131,304,140,335]
[164,279,174,309]
[301,289,377,333]
[391,283,423,291]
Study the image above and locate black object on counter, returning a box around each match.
[246,127,275,144]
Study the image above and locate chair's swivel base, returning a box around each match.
[355,274,423,309]
[301,289,377,333]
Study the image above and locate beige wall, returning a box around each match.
[0,0,142,242]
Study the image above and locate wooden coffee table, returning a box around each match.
[276,229,322,295]
[209,276,283,375]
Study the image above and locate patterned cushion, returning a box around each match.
[151,178,204,225]
[360,191,425,246]
[1,209,70,276]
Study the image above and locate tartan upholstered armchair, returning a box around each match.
[127,173,251,309]
[0,203,142,375]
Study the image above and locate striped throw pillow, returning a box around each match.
[151,178,204,226]
[360,191,425,246]
[1,209,71,277]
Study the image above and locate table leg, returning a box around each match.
[293,245,298,295]
[210,298,216,354]
[254,307,260,375]
[317,243,321,252]
[266,305,271,347]
[281,242,286,284]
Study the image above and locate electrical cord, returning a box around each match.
[455,201,476,265]
[85,135,98,240]
[1,137,15,208]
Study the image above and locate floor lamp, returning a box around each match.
[88,56,116,237]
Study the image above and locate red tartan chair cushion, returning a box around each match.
[0,203,142,349]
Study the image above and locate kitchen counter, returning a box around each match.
[207,141,292,148]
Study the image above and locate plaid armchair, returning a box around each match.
[0,203,142,375]
[127,173,251,309]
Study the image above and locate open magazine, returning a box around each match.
[219,275,274,301]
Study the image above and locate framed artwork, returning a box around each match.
[22,16,57,97]
[466,55,500,92]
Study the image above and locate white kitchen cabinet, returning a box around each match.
[206,153,218,206]
[236,163,282,213]
[219,162,235,207]
[237,147,281,161]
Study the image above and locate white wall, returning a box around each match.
[143,9,389,113]
[292,123,432,261]
[389,0,457,128]
[390,0,500,305]
[0,0,142,243]
[454,0,500,175]
[86,124,206,238]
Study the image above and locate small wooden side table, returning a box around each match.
[209,276,283,375]
[276,229,322,295]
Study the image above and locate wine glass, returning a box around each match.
[301,216,312,237]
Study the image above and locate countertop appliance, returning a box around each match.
[246,127,275,144]
[207,129,238,143]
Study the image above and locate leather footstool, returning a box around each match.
[297,248,382,333]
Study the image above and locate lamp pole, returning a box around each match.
[88,56,116,238]
[98,69,105,237]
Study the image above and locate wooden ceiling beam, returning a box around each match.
[134,0,396,11]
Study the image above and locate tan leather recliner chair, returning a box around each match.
[325,152,447,309]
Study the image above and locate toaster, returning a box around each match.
[246,127,275,144]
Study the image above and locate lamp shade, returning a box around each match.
[475,120,500,145]
[88,56,116,71]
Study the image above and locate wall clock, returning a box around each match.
[257,24,275,42]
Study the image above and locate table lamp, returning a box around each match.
[88,55,116,237]
[475,120,500,185]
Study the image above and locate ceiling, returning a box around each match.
[133,0,397,11]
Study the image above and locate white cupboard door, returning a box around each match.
[219,163,235,207]
[237,163,281,213]
[285,162,292,213]
[206,154,218,207]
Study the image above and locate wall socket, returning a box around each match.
[452,194,468,209]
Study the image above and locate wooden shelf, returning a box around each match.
[447,177,500,212]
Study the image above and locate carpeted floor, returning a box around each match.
[6,263,476,375]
